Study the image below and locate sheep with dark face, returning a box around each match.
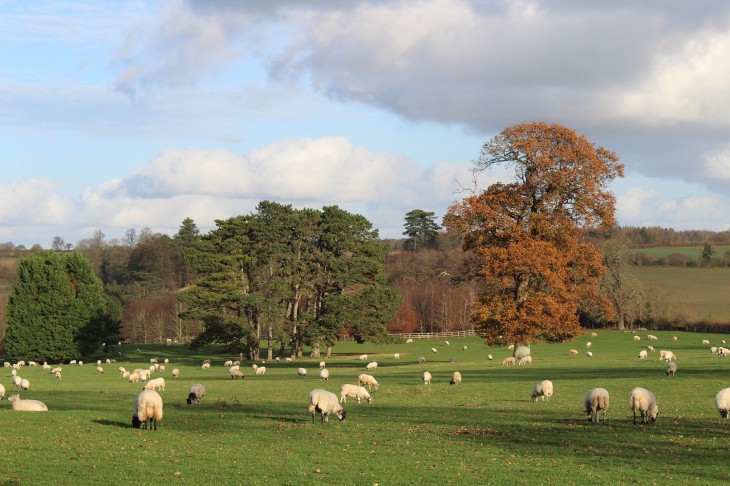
[309,389,346,423]
[186,384,206,405]
[715,388,730,418]
[132,389,163,430]
[629,387,659,425]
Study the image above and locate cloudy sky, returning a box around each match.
[3,0,730,248]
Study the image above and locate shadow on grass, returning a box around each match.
[91,419,129,428]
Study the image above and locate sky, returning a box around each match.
[3,0,730,248]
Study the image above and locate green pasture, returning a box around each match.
[632,245,730,260]
[1,332,729,485]
[630,266,730,322]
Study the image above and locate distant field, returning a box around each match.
[632,245,730,259]
[1,333,729,485]
[630,266,730,322]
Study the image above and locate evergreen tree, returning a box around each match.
[403,209,441,251]
[5,251,107,361]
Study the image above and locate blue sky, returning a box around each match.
[3,0,730,248]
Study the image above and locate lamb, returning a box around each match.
[584,388,609,423]
[186,384,206,405]
[629,387,658,424]
[569,349,578,355]
[230,370,244,379]
[255,367,266,375]
[171,368,180,378]
[309,388,346,423]
[638,350,648,360]
[666,362,677,377]
[357,374,379,390]
[518,356,532,365]
[715,387,730,418]
[144,377,166,392]
[297,368,307,378]
[340,384,372,404]
[531,380,553,402]
[422,371,432,385]
[366,361,378,371]
[501,357,516,366]
[132,389,163,430]
[20,378,30,390]
[8,394,48,412]
[450,371,462,385]
[320,369,330,381]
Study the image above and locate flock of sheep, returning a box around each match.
[2,332,730,428]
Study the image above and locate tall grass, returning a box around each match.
[1,331,729,485]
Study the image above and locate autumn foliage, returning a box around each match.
[445,122,623,345]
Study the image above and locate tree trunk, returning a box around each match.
[311,341,321,358]
[326,345,332,358]
[267,326,273,361]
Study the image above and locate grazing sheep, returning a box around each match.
[715,388,730,418]
[672,336,677,341]
[297,368,307,378]
[20,378,30,390]
[463,346,468,351]
[118,366,127,374]
[224,360,233,367]
[0,383,4,400]
[230,370,244,379]
[647,345,655,352]
[660,350,676,362]
[586,342,592,348]
[586,351,593,358]
[531,380,553,402]
[357,374,379,390]
[431,348,438,353]
[450,371,462,385]
[150,358,158,364]
[8,394,48,412]
[122,371,130,379]
[12,376,21,388]
[96,366,104,374]
[366,361,378,371]
[144,377,166,392]
[422,371,432,385]
[710,346,718,355]
[501,357,516,366]
[128,372,140,383]
[629,387,659,425]
[487,354,493,360]
[78,361,83,366]
[70,360,77,365]
[132,389,163,430]
[319,361,326,368]
[201,362,211,370]
[444,340,450,346]
[518,356,532,366]
[718,347,730,357]
[97,360,102,366]
[172,368,180,378]
[229,364,240,372]
[584,388,610,423]
[703,339,711,345]
[255,367,266,375]
[406,338,413,344]
[340,384,372,404]
[359,354,368,361]
[570,349,578,355]
[591,332,598,337]
[417,356,426,364]
[186,384,206,405]
[252,364,258,371]
[638,350,648,360]
[647,335,658,341]
[666,362,677,377]
[285,357,293,363]
[633,335,641,341]
[393,353,400,359]
[320,368,330,381]
[309,388,346,423]
[54,371,62,380]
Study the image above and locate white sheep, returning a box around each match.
[710,346,718,355]
[144,377,166,392]
[586,351,593,358]
[633,335,641,341]
[359,354,368,361]
[224,360,233,367]
[297,368,307,378]
[647,345,655,352]
[463,346,467,351]
[366,361,378,371]
[672,336,677,341]
[422,371,432,385]
[309,388,346,423]
[501,357,516,366]
[8,394,48,412]
[187,384,206,405]
[531,380,553,402]
[357,374,379,390]
[487,354,493,360]
[20,378,30,390]
[285,357,293,363]
[444,340,450,346]
[703,339,711,345]
[638,350,648,360]
[78,361,83,366]
[118,366,126,374]
[230,369,244,379]
[508,344,515,350]
[132,389,163,430]
[12,376,21,388]
[128,372,140,383]
[320,368,330,381]
[417,357,426,364]
[393,353,400,359]
[255,367,266,375]
[96,366,104,374]
[54,371,62,380]
[591,332,598,337]
[584,388,609,423]
[406,338,413,344]
[450,371,462,385]
[431,348,438,353]
[715,388,730,418]
[229,364,240,372]
[0,383,4,400]
[629,387,658,425]
[319,361,326,368]
[586,342,592,348]
[660,350,676,361]
[122,371,130,379]
[666,362,677,377]
[172,368,180,378]
[97,359,102,366]
[647,334,658,341]
[569,349,578,355]
[518,356,532,365]
[201,362,211,370]
[340,384,372,404]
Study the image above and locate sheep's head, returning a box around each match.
[366,396,373,404]
[720,408,728,419]
[336,410,347,421]
[132,414,142,428]
[648,405,659,422]
[186,394,194,405]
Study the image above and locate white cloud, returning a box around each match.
[0,178,72,226]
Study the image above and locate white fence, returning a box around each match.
[389,330,476,340]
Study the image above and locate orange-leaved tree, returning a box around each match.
[444,122,623,346]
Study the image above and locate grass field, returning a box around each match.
[632,245,730,260]
[630,266,730,322]
[1,332,729,485]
